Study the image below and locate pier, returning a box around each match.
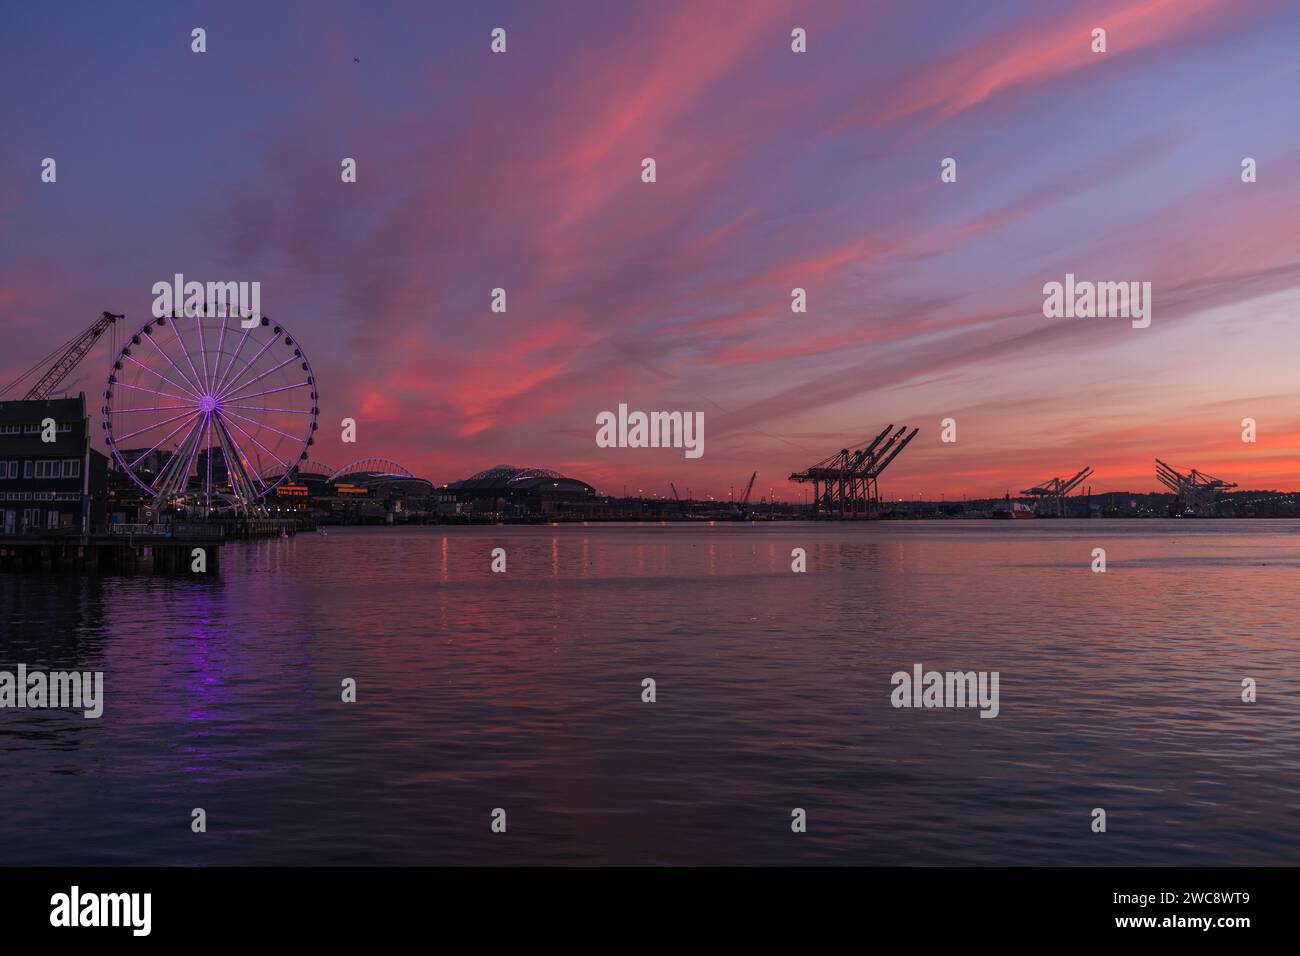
[0,518,305,575]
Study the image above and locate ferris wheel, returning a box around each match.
[102,313,318,514]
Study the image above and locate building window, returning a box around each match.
[21,460,75,479]
[0,460,15,479]
[47,510,59,530]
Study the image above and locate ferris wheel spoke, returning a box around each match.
[216,414,267,487]
[219,407,307,444]
[210,314,230,400]
[109,403,197,413]
[150,413,206,498]
[218,380,311,404]
[112,379,199,405]
[219,411,291,472]
[203,413,214,511]
[142,333,203,397]
[144,441,182,494]
[213,414,267,501]
[146,454,176,496]
[207,416,238,496]
[170,320,208,401]
[140,436,196,497]
[114,407,203,444]
[126,409,201,469]
[216,334,277,401]
[212,322,254,397]
[217,353,298,402]
[124,352,201,401]
[176,413,211,500]
[196,318,212,394]
[221,403,314,414]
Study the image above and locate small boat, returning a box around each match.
[992,502,1036,520]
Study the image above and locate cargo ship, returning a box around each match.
[991,501,1036,519]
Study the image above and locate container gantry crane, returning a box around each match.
[788,424,918,519]
[1155,459,1236,515]
[1021,466,1094,517]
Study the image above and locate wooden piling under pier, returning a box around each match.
[1,519,309,575]
[0,533,223,576]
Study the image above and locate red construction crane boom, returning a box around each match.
[1,311,121,401]
[739,471,756,506]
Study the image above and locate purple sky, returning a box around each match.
[3,0,1300,499]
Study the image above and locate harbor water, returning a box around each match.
[1,520,1297,865]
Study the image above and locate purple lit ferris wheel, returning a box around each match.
[102,313,318,514]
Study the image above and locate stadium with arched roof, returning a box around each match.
[260,459,335,484]
[328,458,415,483]
[444,464,598,515]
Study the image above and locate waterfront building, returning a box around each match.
[0,393,107,534]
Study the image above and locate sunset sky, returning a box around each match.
[3,0,1300,500]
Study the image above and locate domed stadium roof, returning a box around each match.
[448,465,595,494]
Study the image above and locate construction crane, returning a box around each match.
[1,312,122,401]
[1155,459,1236,516]
[1021,466,1094,517]
[788,424,918,519]
[730,471,757,519]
